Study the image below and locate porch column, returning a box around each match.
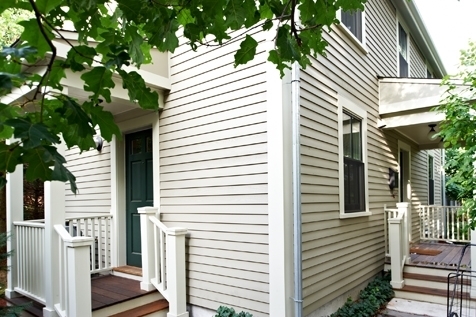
[166,227,189,317]
[43,141,66,317]
[139,206,158,291]
[5,139,23,299]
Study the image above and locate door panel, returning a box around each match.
[126,129,153,267]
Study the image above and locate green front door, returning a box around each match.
[126,129,153,267]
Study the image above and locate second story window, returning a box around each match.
[341,10,363,42]
[398,23,409,77]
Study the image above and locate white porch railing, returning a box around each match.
[11,214,113,315]
[54,224,94,317]
[13,221,46,304]
[419,205,469,242]
[387,202,410,289]
[66,215,114,273]
[139,207,189,317]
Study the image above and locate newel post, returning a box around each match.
[65,237,94,317]
[396,202,410,264]
[388,217,404,289]
[166,227,189,317]
[139,206,158,291]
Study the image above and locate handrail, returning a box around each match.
[418,205,469,242]
[53,224,93,317]
[139,206,188,317]
[13,221,45,228]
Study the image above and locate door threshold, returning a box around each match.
[113,265,143,281]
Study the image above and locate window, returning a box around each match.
[341,10,363,42]
[398,23,409,77]
[343,112,365,212]
[338,100,369,218]
[428,155,434,205]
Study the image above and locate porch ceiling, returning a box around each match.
[378,78,470,150]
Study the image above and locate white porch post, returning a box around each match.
[43,141,66,317]
[389,217,404,289]
[397,202,411,264]
[5,138,23,299]
[139,206,158,291]
[65,238,93,317]
[471,230,476,298]
[166,228,188,317]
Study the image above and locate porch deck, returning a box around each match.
[409,242,471,269]
[8,275,160,316]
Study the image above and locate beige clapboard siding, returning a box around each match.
[64,143,111,216]
[411,147,428,242]
[410,37,427,78]
[299,0,417,314]
[161,31,269,316]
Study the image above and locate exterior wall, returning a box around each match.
[64,144,112,217]
[158,33,270,316]
[409,38,427,78]
[300,0,441,315]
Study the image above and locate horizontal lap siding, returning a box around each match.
[410,38,427,78]
[161,33,269,316]
[411,147,427,242]
[431,149,442,205]
[301,0,401,315]
[64,144,112,216]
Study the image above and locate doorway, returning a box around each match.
[125,129,153,267]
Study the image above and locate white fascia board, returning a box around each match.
[380,111,445,129]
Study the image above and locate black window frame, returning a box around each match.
[343,111,366,213]
[341,10,363,42]
[428,155,434,205]
[398,23,408,77]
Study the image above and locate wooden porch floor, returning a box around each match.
[7,275,158,316]
[409,242,471,269]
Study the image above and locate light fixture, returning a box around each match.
[427,124,438,141]
[94,135,104,152]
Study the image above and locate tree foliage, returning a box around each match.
[436,41,476,226]
[0,0,366,193]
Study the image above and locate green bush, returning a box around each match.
[215,306,253,317]
[330,274,394,317]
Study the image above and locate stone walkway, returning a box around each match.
[378,298,447,317]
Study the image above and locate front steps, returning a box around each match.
[93,291,167,317]
[385,263,471,306]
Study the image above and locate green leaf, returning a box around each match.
[22,147,54,181]
[118,69,159,110]
[18,19,54,56]
[0,142,22,173]
[80,66,115,103]
[126,26,144,66]
[36,0,63,14]
[87,104,121,141]
[234,35,258,67]
[0,0,17,15]
[56,96,94,138]
[5,118,60,149]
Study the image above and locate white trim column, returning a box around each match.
[267,45,294,316]
[43,141,66,317]
[5,139,23,299]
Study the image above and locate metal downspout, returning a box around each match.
[291,62,303,317]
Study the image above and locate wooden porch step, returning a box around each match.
[394,285,469,305]
[4,295,44,317]
[113,265,143,277]
[404,272,471,285]
[109,299,168,317]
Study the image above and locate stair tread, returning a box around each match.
[399,285,468,298]
[109,299,168,317]
[4,296,44,317]
[113,265,143,277]
[404,272,471,285]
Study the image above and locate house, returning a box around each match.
[3,0,452,316]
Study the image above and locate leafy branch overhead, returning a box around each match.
[0,0,366,192]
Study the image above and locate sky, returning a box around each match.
[414,0,476,75]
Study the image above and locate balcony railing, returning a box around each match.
[419,205,469,243]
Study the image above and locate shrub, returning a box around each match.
[215,305,253,317]
[330,273,394,317]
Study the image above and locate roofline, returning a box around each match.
[391,0,447,78]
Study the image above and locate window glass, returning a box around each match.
[343,111,365,213]
[131,138,142,154]
[398,23,408,77]
[341,10,363,42]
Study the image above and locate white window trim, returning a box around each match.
[397,140,412,203]
[338,96,370,218]
[336,8,368,55]
[397,18,411,77]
